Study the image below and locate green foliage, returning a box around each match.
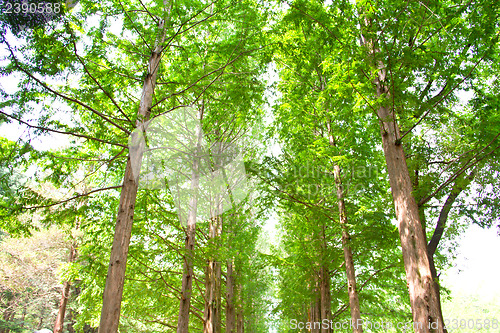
[1,0,499,331]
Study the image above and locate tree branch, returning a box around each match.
[427,172,474,257]
[25,186,122,210]
[0,110,127,148]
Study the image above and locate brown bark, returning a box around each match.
[375,81,444,333]
[376,96,444,333]
[236,311,244,333]
[98,12,168,333]
[236,281,244,333]
[177,107,204,332]
[333,165,363,333]
[177,222,196,332]
[203,216,222,333]
[326,119,362,332]
[54,244,77,333]
[318,222,332,333]
[203,259,221,333]
[357,8,444,332]
[311,291,321,333]
[319,266,331,333]
[226,259,236,333]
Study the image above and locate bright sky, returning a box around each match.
[443,224,500,301]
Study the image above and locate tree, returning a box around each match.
[1,0,269,331]
[268,2,410,331]
[350,0,500,331]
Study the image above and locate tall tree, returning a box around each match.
[350,0,500,331]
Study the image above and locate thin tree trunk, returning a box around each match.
[203,259,222,333]
[203,216,222,333]
[98,9,168,332]
[177,223,196,332]
[226,259,236,333]
[319,265,331,333]
[54,244,77,333]
[177,107,204,333]
[236,312,244,333]
[326,119,362,332]
[236,281,244,333]
[333,165,363,333]
[318,221,332,333]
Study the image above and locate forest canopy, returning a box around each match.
[0,0,499,332]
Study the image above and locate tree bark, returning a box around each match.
[314,293,321,333]
[326,119,362,332]
[236,281,244,333]
[318,222,332,333]
[236,311,244,333]
[98,13,168,333]
[203,259,222,333]
[333,165,363,333]
[356,6,445,332]
[54,244,77,333]
[226,259,236,333]
[177,107,204,333]
[319,266,331,333]
[375,85,444,333]
[203,216,222,333]
[177,223,196,332]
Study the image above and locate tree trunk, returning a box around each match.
[203,259,221,333]
[326,118,362,333]
[177,223,196,332]
[333,164,363,333]
[319,266,331,333]
[98,12,168,333]
[357,7,445,332]
[236,311,244,333]
[177,107,204,333]
[236,281,244,333]
[318,222,332,333]
[203,216,222,333]
[54,244,77,333]
[226,259,236,333]
[312,293,321,333]
[375,86,444,333]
